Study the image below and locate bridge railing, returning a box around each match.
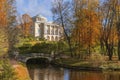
[18,53,53,60]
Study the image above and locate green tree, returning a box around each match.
[0,60,17,80]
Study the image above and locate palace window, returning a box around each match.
[51,36,54,41]
[55,36,58,41]
[51,26,54,35]
[47,36,50,40]
[47,25,50,35]
[55,28,58,35]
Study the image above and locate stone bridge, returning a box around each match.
[17,53,55,63]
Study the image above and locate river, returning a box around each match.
[27,64,120,80]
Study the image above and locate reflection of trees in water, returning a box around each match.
[104,72,120,80]
[42,68,63,80]
[70,71,120,80]
[59,70,120,80]
[28,68,34,80]
[28,65,64,80]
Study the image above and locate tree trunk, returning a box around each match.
[108,46,113,61]
[100,38,105,54]
[88,44,91,55]
[105,40,113,61]
[118,39,120,60]
[60,12,73,57]
[67,37,73,57]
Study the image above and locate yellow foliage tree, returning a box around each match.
[72,9,101,56]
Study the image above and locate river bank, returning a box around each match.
[10,57,120,80]
[51,58,120,71]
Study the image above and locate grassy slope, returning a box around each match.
[10,59,30,80]
[13,64,30,80]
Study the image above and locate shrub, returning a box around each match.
[17,41,69,55]
[57,41,69,53]
[31,42,57,54]
[0,60,17,80]
[18,43,32,54]
[30,43,43,53]
[89,53,104,66]
[90,53,104,62]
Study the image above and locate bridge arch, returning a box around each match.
[26,57,50,65]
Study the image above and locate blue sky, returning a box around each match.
[16,0,53,21]
[16,0,105,21]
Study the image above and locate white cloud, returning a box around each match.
[16,0,53,21]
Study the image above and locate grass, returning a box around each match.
[100,61,120,70]
[71,61,92,67]
[55,58,92,67]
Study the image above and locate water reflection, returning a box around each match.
[64,70,69,80]
[70,71,120,80]
[27,64,120,80]
[27,65,64,80]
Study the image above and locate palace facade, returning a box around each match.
[31,15,63,41]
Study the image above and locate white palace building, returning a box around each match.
[31,15,63,41]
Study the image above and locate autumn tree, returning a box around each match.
[0,0,17,79]
[0,0,9,55]
[72,10,101,57]
[100,0,118,60]
[114,0,120,60]
[71,0,101,58]
[0,0,17,55]
[21,14,33,37]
